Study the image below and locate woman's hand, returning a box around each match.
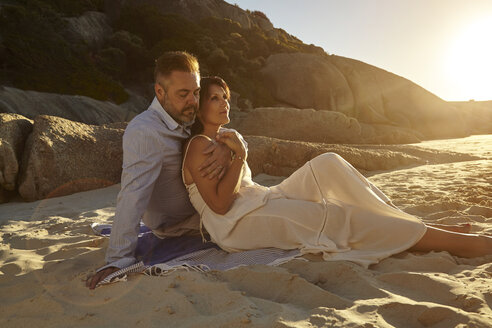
[216,131,247,159]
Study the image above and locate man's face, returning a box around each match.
[155,71,200,125]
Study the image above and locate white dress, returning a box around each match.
[183,135,427,268]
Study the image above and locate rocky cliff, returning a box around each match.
[106,0,276,34]
[0,0,490,142]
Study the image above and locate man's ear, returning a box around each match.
[154,83,165,98]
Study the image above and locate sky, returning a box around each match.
[226,0,492,101]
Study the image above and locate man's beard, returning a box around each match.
[179,104,197,123]
[164,96,197,124]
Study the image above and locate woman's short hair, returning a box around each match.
[154,51,200,82]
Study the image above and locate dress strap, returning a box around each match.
[181,134,214,186]
[182,134,214,243]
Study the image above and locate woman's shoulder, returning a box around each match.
[188,134,214,148]
[184,135,214,161]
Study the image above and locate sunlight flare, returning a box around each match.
[446,16,492,100]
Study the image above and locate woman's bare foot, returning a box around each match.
[427,223,472,233]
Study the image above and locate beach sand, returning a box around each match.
[1,135,491,327]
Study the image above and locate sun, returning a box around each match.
[445,16,492,101]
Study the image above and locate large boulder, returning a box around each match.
[261,53,355,116]
[244,135,424,177]
[260,52,487,140]
[359,124,423,144]
[230,107,421,144]
[0,86,147,125]
[329,55,472,139]
[18,116,127,201]
[0,113,33,203]
[245,135,479,178]
[234,107,361,144]
[65,11,112,48]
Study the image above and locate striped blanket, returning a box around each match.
[92,223,301,286]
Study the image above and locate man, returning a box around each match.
[87,51,231,289]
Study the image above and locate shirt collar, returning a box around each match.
[149,97,193,133]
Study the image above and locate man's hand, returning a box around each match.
[86,267,119,289]
[199,141,231,180]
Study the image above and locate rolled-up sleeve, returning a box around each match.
[101,126,165,270]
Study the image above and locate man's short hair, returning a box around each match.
[154,51,200,83]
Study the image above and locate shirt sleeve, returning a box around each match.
[102,125,166,269]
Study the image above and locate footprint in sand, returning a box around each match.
[376,272,460,305]
[0,262,22,275]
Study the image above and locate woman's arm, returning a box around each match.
[185,133,247,215]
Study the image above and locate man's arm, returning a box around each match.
[199,128,248,179]
[87,127,165,288]
[186,133,246,214]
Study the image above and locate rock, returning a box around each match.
[330,55,472,139]
[244,135,424,177]
[245,135,479,178]
[119,90,151,117]
[261,53,355,116]
[0,113,33,203]
[359,124,423,144]
[251,12,274,31]
[260,52,487,140]
[232,107,361,144]
[126,0,262,30]
[65,11,112,49]
[107,0,282,34]
[229,106,422,144]
[106,0,252,29]
[249,10,278,38]
[0,86,146,125]
[0,188,13,204]
[449,100,492,135]
[18,116,127,201]
[229,90,241,112]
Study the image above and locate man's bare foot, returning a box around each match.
[427,223,472,233]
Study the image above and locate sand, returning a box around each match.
[1,135,491,327]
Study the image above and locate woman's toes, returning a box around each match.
[459,223,472,233]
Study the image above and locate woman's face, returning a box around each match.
[198,84,230,126]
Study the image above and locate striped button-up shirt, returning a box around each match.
[101,97,197,270]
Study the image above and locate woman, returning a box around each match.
[182,76,491,267]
